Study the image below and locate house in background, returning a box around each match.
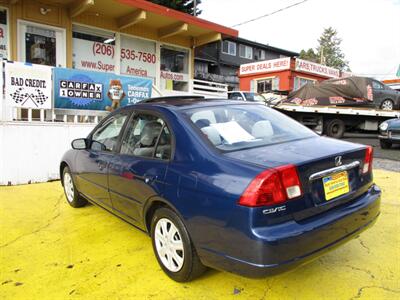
[194,36,298,90]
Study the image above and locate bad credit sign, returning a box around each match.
[295,59,340,78]
[240,57,290,75]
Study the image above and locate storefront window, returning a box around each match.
[120,35,157,81]
[293,77,314,90]
[72,25,116,73]
[160,46,189,92]
[0,8,8,59]
[25,26,56,66]
[257,77,280,92]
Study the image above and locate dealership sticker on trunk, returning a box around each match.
[322,171,349,201]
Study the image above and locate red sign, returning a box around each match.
[240,57,290,75]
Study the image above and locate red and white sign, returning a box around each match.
[72,36,157,78]
[240,57,290,76]
[295,59,340,78]
[0,23,8,59]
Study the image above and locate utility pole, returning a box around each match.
[320,46,325,65]
[193,0,197,16]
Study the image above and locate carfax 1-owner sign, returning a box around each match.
[5,62,52,109]
[53,68,153,111]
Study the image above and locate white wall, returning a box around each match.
[0,122,95,185]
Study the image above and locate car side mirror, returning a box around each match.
[71,138,88,150]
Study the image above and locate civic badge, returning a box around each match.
[335,156,342,167]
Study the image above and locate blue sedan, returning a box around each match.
[60,97,381,282]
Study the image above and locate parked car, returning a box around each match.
[379,117,400,148]
[371,79,400,110]
[60,97,380,282]
[227,91,266,102]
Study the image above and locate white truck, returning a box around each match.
[275,103,400,138]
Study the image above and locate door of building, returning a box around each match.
[18,20,66,67]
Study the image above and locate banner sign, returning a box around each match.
[240,57,291,76]
[5,62,52,109]
[54,68,153,110]
[295,59,340,78]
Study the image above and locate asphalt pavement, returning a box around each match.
[341,133,400,172]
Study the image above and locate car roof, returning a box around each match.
[118,96,258,112]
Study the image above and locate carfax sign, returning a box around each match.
[53,68,153,111]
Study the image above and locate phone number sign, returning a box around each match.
[73,35,157,79]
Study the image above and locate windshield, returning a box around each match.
[184,104,316,151]
[243,92,265,102]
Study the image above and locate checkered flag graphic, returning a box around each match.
[33,89,48,106]
[10,88,27,104]
[9,88,48,107]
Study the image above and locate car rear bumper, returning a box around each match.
[200,184,381,278]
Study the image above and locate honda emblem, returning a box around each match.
[335,156,342,167]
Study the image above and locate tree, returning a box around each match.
[299,48,318,63]
[300,27,350,71]
[149,0,202,16]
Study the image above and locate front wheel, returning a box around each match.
[380,99,394,111]
[62,166,87,208]
[380,139,392,149]
[151,207,206,282]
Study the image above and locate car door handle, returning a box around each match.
[144,175,157,184]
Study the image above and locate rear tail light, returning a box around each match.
[238,164,303,207]
[362,146,373,174]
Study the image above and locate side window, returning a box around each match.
[372,81,383,89]
[91,114,127,151]
[120,113,171,160]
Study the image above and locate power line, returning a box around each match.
[232,0,309,27]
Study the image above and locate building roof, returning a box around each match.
[46,0,238,47]
[226,36,299,57]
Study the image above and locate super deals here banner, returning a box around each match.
[54,68,153,110]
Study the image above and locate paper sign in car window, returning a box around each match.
[211,121,254,144]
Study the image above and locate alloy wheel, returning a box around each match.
[381,100,393,110]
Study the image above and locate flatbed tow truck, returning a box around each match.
[275,103,400,138]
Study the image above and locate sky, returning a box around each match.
[199,0,400,79]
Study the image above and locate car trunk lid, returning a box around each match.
[224,136,371,222]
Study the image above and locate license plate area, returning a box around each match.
[322,171,350,201]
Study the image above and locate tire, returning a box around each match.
[62,166,87,208]
[380,99,394,111]
[325,119,346,139]
[380,139,392,149]
[150,207,206,282]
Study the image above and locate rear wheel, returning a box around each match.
[150,207,206,282]
[380,139,392,149]
[325,119,346,139]
[380,99,394,111]
[62,166,87,208]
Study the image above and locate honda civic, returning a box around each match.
[60,96,380,282]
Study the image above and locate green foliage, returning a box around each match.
[149,0,202,16]
[300,27,350,71]
[299,48,318,63]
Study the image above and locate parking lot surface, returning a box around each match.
[1,170,399,300]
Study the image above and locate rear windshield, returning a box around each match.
[243,93,265,102]
[184,104,316,151]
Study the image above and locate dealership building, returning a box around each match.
[239,57,342,94]
[0,0,237,185]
